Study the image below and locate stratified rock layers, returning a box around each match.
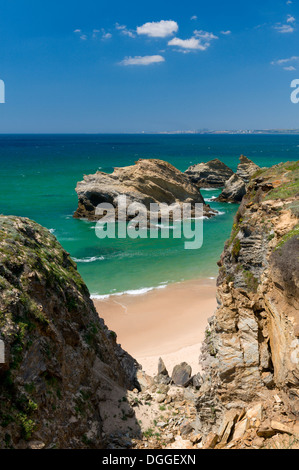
[201,161,299,407]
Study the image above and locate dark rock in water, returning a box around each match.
[74,158,216,221]
[171,362,192,386]
[185,159,234,188]
[236,155,260,183]
[216,174,246,203]
[158,357,169,376]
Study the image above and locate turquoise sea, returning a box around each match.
[1,134,298,296]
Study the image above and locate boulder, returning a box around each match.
[185,158,234,188]
[74,159,216,221]
[171,362,192,387]
[216,174,246,203]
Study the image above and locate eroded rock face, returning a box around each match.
[236,155,260,183]
[185,159,234,188]
[0,216,139,449]
[200,161,299,407]
[74,159,216,221]
[216,174,247,203]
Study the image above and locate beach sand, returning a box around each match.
[93,278,217,377]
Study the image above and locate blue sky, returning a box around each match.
[0,0,299,132]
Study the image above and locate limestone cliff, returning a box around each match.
[74,159,216,221]
[200,161,299,414]
[0,216,139,449]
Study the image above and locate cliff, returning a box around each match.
[0,216,140,449]
[198,161,299,435]
[74,158,216,221]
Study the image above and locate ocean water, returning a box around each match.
[1,134,298,296]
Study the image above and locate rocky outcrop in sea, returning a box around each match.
[185,158,234,188]
[74,158,216,221]
[216,155,260,203]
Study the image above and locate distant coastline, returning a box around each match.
[157,129,299,135]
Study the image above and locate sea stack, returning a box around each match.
[185,158,234,188]
[216,174,247,203]
[74,158,217,220]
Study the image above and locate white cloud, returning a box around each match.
[271,56,299,66]
[121,29,136,38]
[168,37,207,51]
[286,1,292,4]
[168,30,218,52]
[271,56,299,71]
[74,29,81,33]
[190,15,197,21]
[137,20,178,38]
[287,15,296,23]
[221,30,232,35]
[102,32,112,39]
[274,23,295,33]
[115,23,136,38]
[193,30,218,41]
[119,55,165,66]
[80,34,87,40]
[115,23,127,30]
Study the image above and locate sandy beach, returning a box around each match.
[93,278,217,377]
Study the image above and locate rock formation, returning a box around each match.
[216,155,260,203]
[74,159,216,221]
[0,216,140,449]
[199,161,299,421]
[216,174,246,203]
[185,159,234,188]
[236,155,260,183]
[129,161,299,450]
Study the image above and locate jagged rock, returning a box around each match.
[270,420,294,435]
[203,432,219,449]
[192,372,203,389]
[256,421,276,438]
[217,409,240,444]
[216,174,246,203]
[246,404,263,421]
[231,418,250,441]
[158,357,168,376]
[171,363,192,387]
[185,159,234,188]
[236,155,260,183]
[74,159,216,221]
[0,216,139,449]
[136,370,154,390]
